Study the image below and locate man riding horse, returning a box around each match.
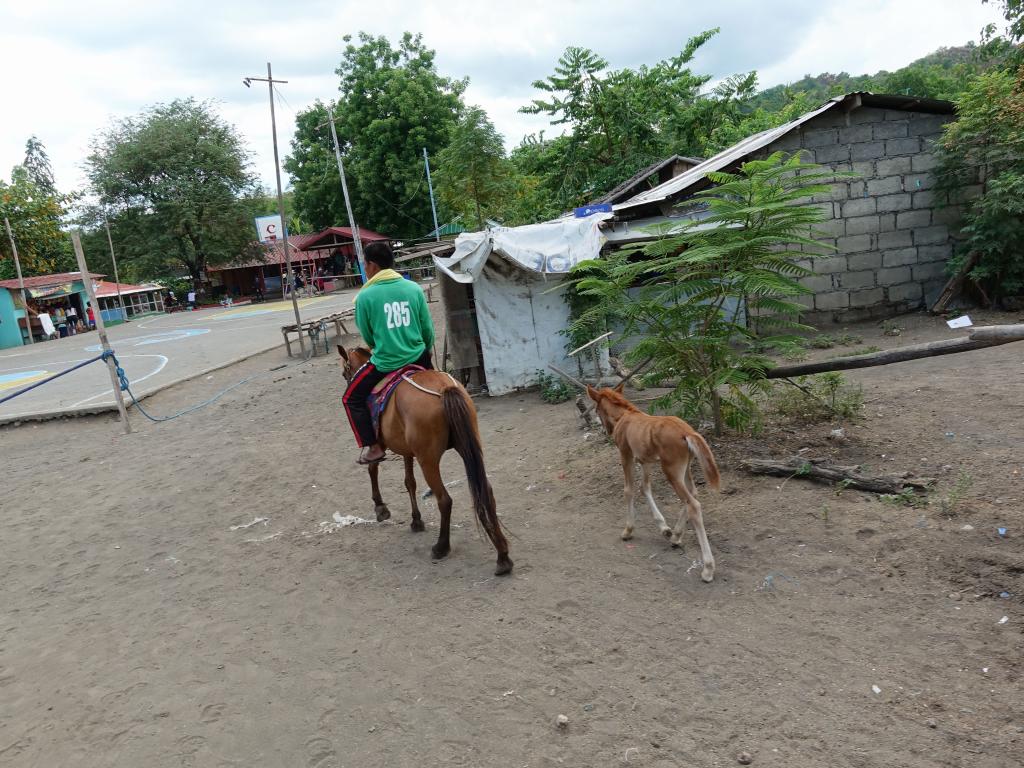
[343,242,434,465]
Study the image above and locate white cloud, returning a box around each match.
[0,0,1005,195]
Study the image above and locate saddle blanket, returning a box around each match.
[369,364,426,438]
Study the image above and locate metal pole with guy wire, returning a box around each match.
[72,231,131,434]
[244,62,306,356]
[103,214,128,323]
[319,105,366,284]
[3,216,33,345]
[423,147,440,242]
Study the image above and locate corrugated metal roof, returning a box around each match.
[613,92,955,214]
[0,271,103,290]
[94,280,166,298]
[591,154,704,205]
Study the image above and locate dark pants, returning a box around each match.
[343,351,433,447]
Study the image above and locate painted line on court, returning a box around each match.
[0,357,95,375]
[83,329,210,352]
[68,354,170,408]
[0,371,50,391]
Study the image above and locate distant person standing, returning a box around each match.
[66,304,78,335]
[187,289,197,310]
[86,304,95,329]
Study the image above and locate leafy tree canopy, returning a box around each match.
[287,33,465,238]
[86,98,260,285]
[0,137,72,279]
[435,106,509,230]
[521,31,742,209]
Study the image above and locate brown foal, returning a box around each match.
[338,345,512,576]
[587,383,722,582]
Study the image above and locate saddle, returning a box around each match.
[368,364,426,438]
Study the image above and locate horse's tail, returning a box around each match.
[685,431,721,492]
[442,387,505,543]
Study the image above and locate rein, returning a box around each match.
[402,371,459,397]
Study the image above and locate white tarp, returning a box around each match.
[433,213,611,283]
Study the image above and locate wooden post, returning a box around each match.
[72,232,131,434]
[4,216,33,345]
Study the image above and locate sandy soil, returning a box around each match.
[1,304,1021,767]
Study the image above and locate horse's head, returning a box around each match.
[586,382,636,434]
[337,345,371,381]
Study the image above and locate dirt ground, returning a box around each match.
[1,302,1021,768]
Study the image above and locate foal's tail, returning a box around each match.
[686,432,722,491]
[442,387,506,544]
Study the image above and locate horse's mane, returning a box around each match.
[597,386,640,412]
[352,346,372,361]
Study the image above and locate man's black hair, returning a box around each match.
[364,242,394,269]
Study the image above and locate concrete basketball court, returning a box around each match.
[0,290,359,423]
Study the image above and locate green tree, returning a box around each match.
[436,107,508,229]
[521,31,761,210]
[567,153,838,434]
[288,33,465,237]
[21,136,56,195]
[0,138,71,280]
[937,67,1024,303]
[86,99,260,286]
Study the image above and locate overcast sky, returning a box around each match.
[0,0,1006,195]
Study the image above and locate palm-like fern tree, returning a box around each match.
[569,151,842,433]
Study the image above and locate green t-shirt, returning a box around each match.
[355,276,435,372]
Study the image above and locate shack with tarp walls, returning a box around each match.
[434,216,612,396]
[0,272,99,348]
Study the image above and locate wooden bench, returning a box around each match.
[281,309,355,357]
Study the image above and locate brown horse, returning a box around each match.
[337,345,513,576]
[587,383,721,582]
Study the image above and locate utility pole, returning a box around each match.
[244,62,305,356]
[103,213,128,323]
[323,107,366,283]
[72,232,131,434]
[3,216,33,345]
[423,148,440,242]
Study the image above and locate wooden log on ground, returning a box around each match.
[740,456,933,494]
[764,325,1024,379]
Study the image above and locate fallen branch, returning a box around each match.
[764,325,1024,379]
[548,364,587,390]
[930,250,981,314]
[740,456,933,494]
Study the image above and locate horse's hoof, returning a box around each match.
[431,543,450,560]
[620,529,633,541]
[410,518,425,533]
[670,536,682,548]
[701,565,715,583]
[494,556,513,577]
[375,505,391,522]
[660,527,673,538]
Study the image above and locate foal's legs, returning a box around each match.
[665,460,715,582]
[418,455,452,559]
[404,456,425,532]
[619,447,637,540]
[368,462,391,522]
[640,463,672,538]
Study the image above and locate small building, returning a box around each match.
[208,226,392,299]
[609,92,961,322]
[433,93,965,394]
[0,271,102,349]
[435,216,611,395]
[94,281,166,322]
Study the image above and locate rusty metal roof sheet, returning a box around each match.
[613,92,954,214]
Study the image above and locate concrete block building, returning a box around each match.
[607,93,966,323]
